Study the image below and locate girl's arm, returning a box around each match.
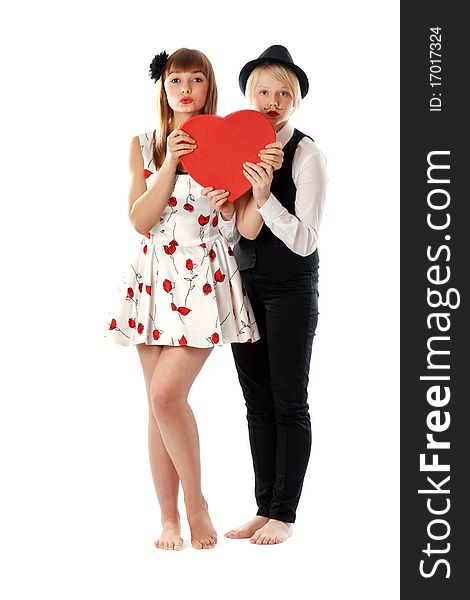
[202,188,261,243]
[256,140,327,256]
[201,187,240,244]
[128,130,196,234]
[234,141,283,239]
[235,164,273,239]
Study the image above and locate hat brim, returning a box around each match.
[239,57,309,99]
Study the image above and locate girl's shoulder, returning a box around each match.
[295,134,325,162]
[291,129,320,153]
[135,131,156,171]
[136,131,155,151]
[292,132,327,176]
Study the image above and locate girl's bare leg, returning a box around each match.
[149,345,216,549]
[136,344,182,550]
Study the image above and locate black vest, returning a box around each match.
[234,128,319,281]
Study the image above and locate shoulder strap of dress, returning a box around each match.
[138,131,156,171]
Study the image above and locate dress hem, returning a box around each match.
[104,334,260,349]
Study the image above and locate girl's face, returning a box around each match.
[251,71,295,132]
[164,70,209,116]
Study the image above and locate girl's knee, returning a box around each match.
[149,382,181,414]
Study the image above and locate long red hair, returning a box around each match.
[151,48,218,169]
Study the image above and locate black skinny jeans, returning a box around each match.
[231,267,319,523]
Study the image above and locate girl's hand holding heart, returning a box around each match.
[242,162,273,208]
[257,141,283,171]
[165,129,197,168]
[201,187,235,220]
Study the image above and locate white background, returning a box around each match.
[0,1,399,598]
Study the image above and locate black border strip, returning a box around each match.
[401,3,468,597]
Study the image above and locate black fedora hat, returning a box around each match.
[239,45,309,98]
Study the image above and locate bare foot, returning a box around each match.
[249,519,292,545]
[187,502,217,550]
[224,515,269,539]
[154,520,183,551]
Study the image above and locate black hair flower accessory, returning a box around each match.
[149,51,169,82]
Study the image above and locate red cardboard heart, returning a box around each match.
[180,110,276,202]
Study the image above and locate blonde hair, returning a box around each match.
[152,48,218,169]
[245,63,301,109]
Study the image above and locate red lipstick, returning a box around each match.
[180,97,193,104]
[267,110,280,117]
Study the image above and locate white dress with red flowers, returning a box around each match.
[106,131,259,348]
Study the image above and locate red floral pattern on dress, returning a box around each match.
[106,132,259,348]
[184,258,198,304]
[207,332,219,345]
[164,240,177,255]
[214,269,226,283]
[171,304,191,316]
[163,279,173,293]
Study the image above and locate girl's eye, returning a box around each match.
[170,78,180,84]
[259,90,268,96]
[193,78,203,83]
[280,91,289,97]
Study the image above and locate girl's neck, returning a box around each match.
[172,111,201,130]
[274,120,289,133]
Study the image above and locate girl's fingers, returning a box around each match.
[172,129,195,142]
[243,167,261,183]
[207,189,227,197]
[259,148,282,156]
[214,197,232,210]
[201,187,214,196]
[210,194,229,204]
[245,162,272,180]
[172,141,196,150]
[176,148,196,156]
[259,150,283,167]
[243,168,256,183]
[257,156,279,166]
[207,190,229,203]
[245,161,266,173]
[256,160,274,171]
